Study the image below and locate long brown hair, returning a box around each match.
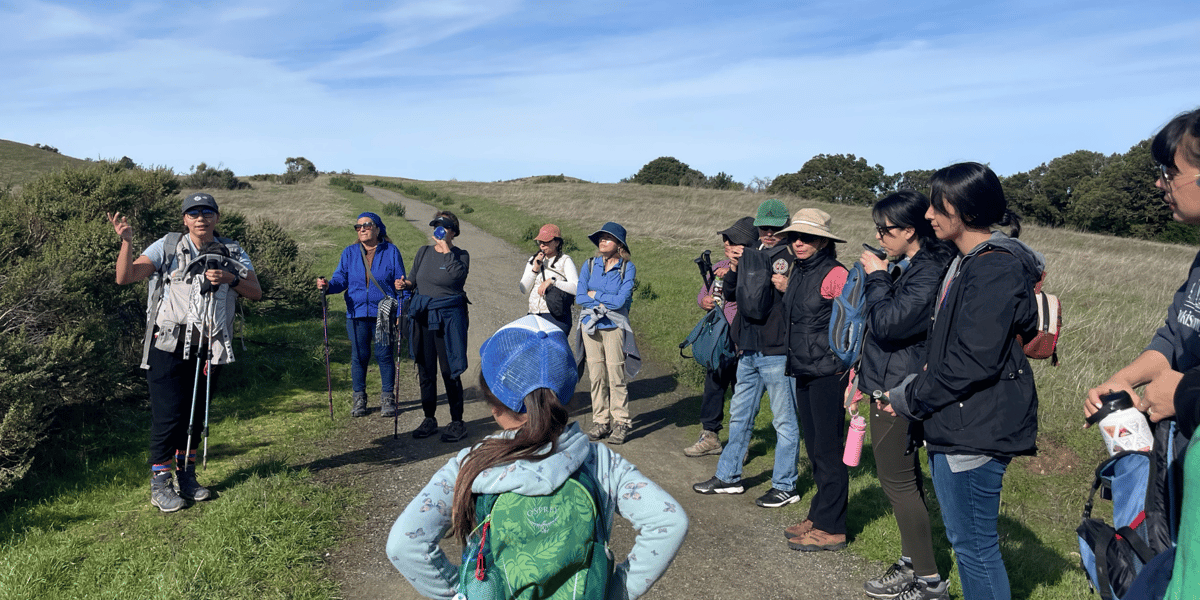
[449,376,569,543]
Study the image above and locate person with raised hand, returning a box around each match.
[518,223,578,334]
[108,192,261,513]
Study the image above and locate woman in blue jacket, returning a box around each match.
[317,212,407,418]
[856,191,954,599]
[888,163,1043,600]
[576,222,637,445]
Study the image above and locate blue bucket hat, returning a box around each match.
[587,221,629,251]
[480,315,578,413]
[358,212,387,240]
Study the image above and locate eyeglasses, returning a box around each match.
[875,224,903,237]
[758,227,781,236]
[1160,164,1200,190]
[184,209,217,219]
[796,233,824,244]
[353,223,375,231]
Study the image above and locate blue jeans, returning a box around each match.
[929,452,1011,600]
[715,353,799,492]
[347,316,395,394]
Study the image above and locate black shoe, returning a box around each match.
[692,476,745,495]
[755,487,799,508]
[440,420,467,442]
[412,417,438,439]
[176,465,211,502]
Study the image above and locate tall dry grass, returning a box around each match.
[185,176,352,253]
[400,177,1197,594]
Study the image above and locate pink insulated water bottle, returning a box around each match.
[843,414,867,467]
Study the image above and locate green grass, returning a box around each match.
[0,181,421,600]
[0,139,90,189]
[379,177,1191,599]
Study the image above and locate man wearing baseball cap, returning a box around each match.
[693,199,802,512]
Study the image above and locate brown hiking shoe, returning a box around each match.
[788,528,847,552]
[782,519,814,540]
[683,430,722,457]
[587,422,611,441]
[607,422,632,445]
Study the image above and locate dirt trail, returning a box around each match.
[300,186,876,600]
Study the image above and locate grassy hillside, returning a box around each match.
[0,139,89,188]
[369,175,1195,599]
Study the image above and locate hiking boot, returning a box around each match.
[380,391,397,418]
[587,422,611,441]
[683,430,722,457]
[350,392,369,417]
[782,519,814,540]
[893,579,950,600]
[150,472,185,513]
[440,420,468,443]
[176,464,211,502]
[864,560,916,598]
[606,422,631,445]
[788,528,847,552]
[755,487,799,508]
[692,476,745,495]
[412,417,438,439]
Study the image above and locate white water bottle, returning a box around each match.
[843,414,867,467]
[1087,390,1153,456]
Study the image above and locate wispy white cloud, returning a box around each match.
[1,0,1198,184]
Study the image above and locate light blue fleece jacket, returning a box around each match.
[386,422,688,600]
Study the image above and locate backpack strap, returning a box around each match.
[140,232,182,369]
[359,243,395,298]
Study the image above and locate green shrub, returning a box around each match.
[460,204,474,214]
[182,162,250,190]
[533,174,566,184]
[328,176,364,194]
[0,163,311,493]
[382,203,405,217]
[281,157,317,185]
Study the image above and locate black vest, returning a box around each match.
[782,250,845,379]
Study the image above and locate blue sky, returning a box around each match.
[2,0,1198,184]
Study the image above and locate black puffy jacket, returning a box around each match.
[781,249,846,379]
[858,248,952,394]
[903,234,1043,458]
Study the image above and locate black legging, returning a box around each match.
[414,326,464,422]
[794,372,849,535]
[146,344,222,466]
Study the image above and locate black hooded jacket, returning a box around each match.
[858,248,952,394]
[894,233,1044,458]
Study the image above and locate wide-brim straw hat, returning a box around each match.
[778,208,846,243]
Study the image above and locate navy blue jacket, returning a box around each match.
[896,234,1043,458]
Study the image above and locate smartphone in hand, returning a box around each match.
[863,243,887,260]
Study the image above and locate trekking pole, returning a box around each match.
[202,291,215,470]
[393,298,402,440]
[321,291,333,421]
[184,332,204,472]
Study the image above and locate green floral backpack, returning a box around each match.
[457,468,612,600]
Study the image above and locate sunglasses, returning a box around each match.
[184,209,217,219]
[353,223,375,231]
[875,224,903,237]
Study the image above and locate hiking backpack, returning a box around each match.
[679,307,735,372]
[1023,271,1062,365]
[828,262,869,369]
[735,245,788,321]
[1077,419,1187,600]
[458,468,613,600]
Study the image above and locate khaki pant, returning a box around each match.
[581,327,629,426]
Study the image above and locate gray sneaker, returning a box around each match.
[350,392,369,417]
[865,560,916,598]
[176,465,211,502]
[440,420,468,442]
[607,422,632,445]
[683,430,722,457]
[380,391,397,418]
[894,579,949,600]
[150,472,185,513]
